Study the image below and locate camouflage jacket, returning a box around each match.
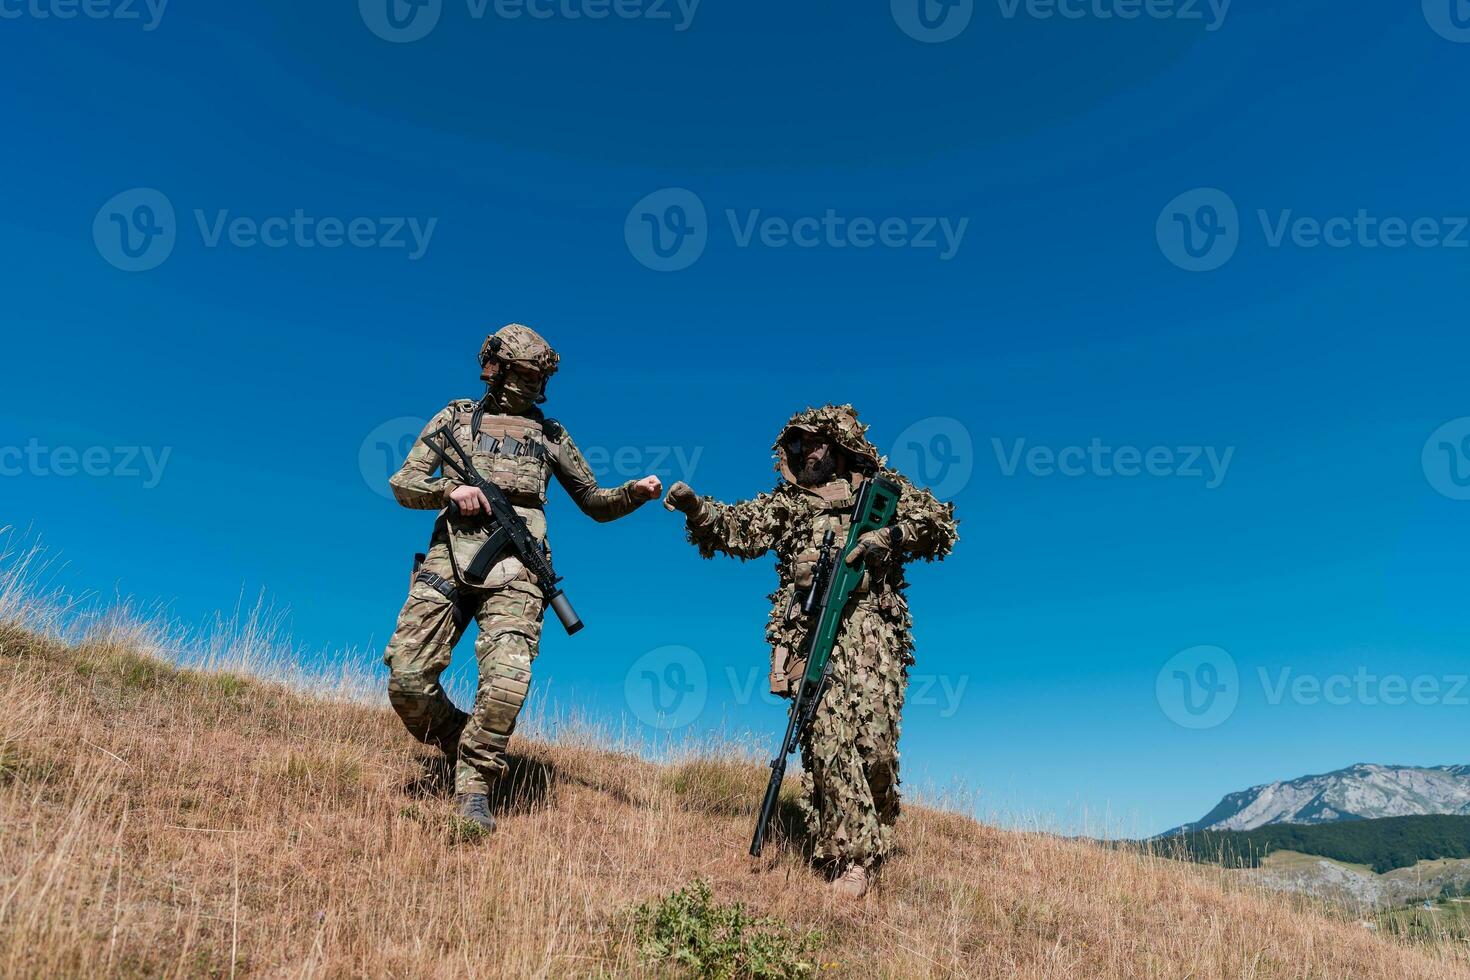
[680,404,959,692]
[389,399,644,522]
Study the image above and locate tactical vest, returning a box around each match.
[789,475,874,596]
[442,404,556,590]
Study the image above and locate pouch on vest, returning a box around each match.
[441,411,554,590]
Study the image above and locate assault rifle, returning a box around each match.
[749,475,901,857]
[422,426,584,636]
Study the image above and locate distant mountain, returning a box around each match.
[1143,815,1470,910]
[1168,764,1470,835]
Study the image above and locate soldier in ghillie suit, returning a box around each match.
[384,324,662,831]
[663,405,958,898]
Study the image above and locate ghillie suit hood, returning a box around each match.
[772,404,883,489]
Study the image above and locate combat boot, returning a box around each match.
[831,864,869,899]
[455,793,496,833]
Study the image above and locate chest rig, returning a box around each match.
[439,402,555,590]
[456,402,553,508]
[790,476,868,593]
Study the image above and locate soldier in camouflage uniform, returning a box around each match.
[664,405,957,898]
[384,324,662,831]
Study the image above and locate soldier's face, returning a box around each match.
[787,433,840,485]
[496,362,545,411]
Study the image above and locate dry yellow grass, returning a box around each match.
[1,611,1468,978]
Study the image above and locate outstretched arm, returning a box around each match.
[548,426,660,523]
[890,472,959,561]
[388,408,458,510]
[664,482,784,560]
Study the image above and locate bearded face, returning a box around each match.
[785,431,844,486]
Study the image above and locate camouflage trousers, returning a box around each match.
[382,541,544,796]
[797,600,911,871]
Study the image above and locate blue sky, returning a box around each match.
[2,1,1468,835]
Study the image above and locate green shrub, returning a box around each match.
[631,879,822,979]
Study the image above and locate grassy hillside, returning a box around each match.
[1161,816,1470,874]
[2,608,1468,976]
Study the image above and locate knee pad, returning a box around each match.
[476,633,535,739]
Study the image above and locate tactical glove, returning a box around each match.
[662,481,709,522]
[845,527,900,569]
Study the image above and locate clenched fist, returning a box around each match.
[662,481,700,514]
[631,475,663,500]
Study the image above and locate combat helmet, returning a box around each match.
[479,323,561,380]
[773,404,884,484]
